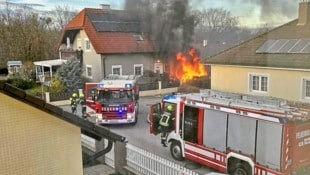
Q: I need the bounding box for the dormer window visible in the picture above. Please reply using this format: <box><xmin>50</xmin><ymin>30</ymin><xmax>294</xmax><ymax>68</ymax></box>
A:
<box><xmin>133</xmin><ymin>33</ymin><xmax>143</xmax><ymax>41</ymax></box>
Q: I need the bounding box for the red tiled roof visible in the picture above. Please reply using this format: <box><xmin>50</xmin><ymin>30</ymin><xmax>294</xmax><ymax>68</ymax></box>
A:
<box><xmin>66</xmin><ymin>8</ymin><xmax>102</xmax><ymax>29</ymax></box>
<box><xmin>63</xmin><ymin>8</ymin><xmax>155</xmax><ymax>54</ymax></box>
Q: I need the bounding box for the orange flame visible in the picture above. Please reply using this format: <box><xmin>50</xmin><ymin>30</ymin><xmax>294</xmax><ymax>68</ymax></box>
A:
<box><xmin>170</xmin><ymin>48</ymin><xmax>207</xmax><ymax>83</ymax></box>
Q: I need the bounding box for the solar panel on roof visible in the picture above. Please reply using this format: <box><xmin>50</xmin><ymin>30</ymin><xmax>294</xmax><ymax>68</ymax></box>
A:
<box><xmin>257</xmin><ymin>39</ymin><xmax>310</xmax><ymax>54</ymax></box>
<box><xmin>256</xmin><ymin>39</ymin><xmax>276</xmax><ymax>53</ymax></box>
<box><xmin>278</xmin><ymin>39</ymin><xmax>298</xmax><ymax>53</ymax></box>
<box><xmin>92</xmin><ymin>21</ymin><xmax>141</xmax><ymax>32</ymax></box>
<box><xmin>268</xmin><ymin>39</ymin><xmax>288</xmax><ymax>53</ymax></box>
<box><xmin>288</xmin><ymin>39</ymin><xmax>310</xmax><ymax>53</ymax></box>
<box><xmin>301</xmin><ymin>42</ymin><xmax>310</xmax><ymax>53</ymax></box>
<box><xmin>88</xmin><ymin>12</ymin><xmax>142</xmax><ymax>32</ymax></box>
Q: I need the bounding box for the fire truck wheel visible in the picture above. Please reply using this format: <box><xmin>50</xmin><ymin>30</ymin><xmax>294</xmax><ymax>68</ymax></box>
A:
<box><xmin>170</xmin><ymin>140</ymin><xmax>184</xmax><ymax>161</ymax></box>
<box><xmin>230</xmin><ymin>162</ymin><xmax>251</xmax><ymax>175</ymax></box>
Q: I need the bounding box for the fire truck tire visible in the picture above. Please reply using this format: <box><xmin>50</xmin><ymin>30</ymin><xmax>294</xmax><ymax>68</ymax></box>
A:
<box><xmin>170</xmin><ymin>140</ymin><xmax>184</xmax><ymax>161</ymax></box>
<box><xmin>230</xmin><ymin>162</ymin><xmax>251</xmax><ymax>175</ymax></box>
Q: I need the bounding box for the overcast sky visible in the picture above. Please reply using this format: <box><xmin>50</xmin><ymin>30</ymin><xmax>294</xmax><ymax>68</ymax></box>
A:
<box><xmin>5</xmin><ymin>0</ymin><xmax>300</xmax><ymax>27</ymax></box>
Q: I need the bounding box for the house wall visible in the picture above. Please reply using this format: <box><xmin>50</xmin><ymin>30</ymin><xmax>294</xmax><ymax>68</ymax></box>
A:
<box><xmin>73</xmin><ymin>30</ymin><xmax>103</xmax><ymax>82</ymax></box>
<box><xmin>73</xmin><ymin>30</ymin><xmax>156</xmax><ymax>82</ymax></box>
<box><xmin>104</xmin><ymin>54</ymin><xmax>155</xmax><ymax>76</ymax></box>
<box><xmin>0</xmin><ymin>93</ymin><xmax>83</xmax><ymax>175</ymax></box>
<box><xmin>211</xmin><ymin>65</ymin><xmax>310</xmax><ymax>102</ymax></box>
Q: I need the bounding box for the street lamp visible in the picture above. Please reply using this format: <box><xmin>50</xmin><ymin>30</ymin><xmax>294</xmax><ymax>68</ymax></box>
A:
<box><xmin>39</xmin><ymin>75</ymin><xmax>45</xmax><ymax>99</ymax></box>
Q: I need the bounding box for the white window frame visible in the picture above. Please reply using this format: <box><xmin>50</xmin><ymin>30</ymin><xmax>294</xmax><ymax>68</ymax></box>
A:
<box><xmin>84</xmin><ymin>38</ymin><xmax>91</xmax><ymax>52</ymax></box>
<box><xmin>301</xmin><ymin>77</ymin><xmax>310</xmax><ymax>100</ymax></box>
<box><xmin>248</xmin><ymin>73</ymin><xmax>269</xmax><ymax>94</ymax></box>
<box><xmin>86</xmin><ymin>65</ymin><xmax>92</xmax><ymax>79</ymax></box>
<box><xmin>134</xmin><ymin>64</ymin><xmax>143</xmax><ymax>76</ymax></box>
<box><xmin>112</xmin><ymin>65</ymin><xmax>122</xmax><ymax>75</ymax></box>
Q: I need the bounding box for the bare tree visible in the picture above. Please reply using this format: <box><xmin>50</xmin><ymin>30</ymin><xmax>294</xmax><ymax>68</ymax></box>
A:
<box><xmin>197</xmin><ymin>8</ymin><xmax>238</xmax><ymax>33</ymax></box>
<box><xmin>53</xmin><ymin>5</ymin><xmax>77</xmax><ymax>31</ymax></box>
<box><xmin>0</xmin><ymin>5</ymin><xmax>60</xmax><ymax>68</ymax></box>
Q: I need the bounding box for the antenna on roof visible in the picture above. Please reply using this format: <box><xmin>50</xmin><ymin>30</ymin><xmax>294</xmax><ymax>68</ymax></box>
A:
<box><xmin>100</xmin><ymin>4</ymin><xmax>110</xmax><ymax>10</ymax></box>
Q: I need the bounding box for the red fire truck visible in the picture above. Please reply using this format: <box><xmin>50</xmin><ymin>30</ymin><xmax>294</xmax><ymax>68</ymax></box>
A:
<box><xmin>149</xmin><ymin>89</ymin><xmax>310</xmax><ymax>175</ymax></box>
<box><xmin>84</xmin><ymin>74</ymin><xmax>140</xmax><ymax>125</ymax></box>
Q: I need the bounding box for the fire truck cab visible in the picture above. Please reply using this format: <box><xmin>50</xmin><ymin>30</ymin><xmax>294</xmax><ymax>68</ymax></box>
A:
<box><xmin>149</xmin><ymin>89</ymin><xmax>310</xmax><ymax>175</ymax></box>
<box><xmin>84</xmin><ymin>74</ymin><xmax>140</xmax><ymax>125</ymax></box>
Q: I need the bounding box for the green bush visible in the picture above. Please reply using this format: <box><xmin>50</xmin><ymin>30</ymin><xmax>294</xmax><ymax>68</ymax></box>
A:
<box><xmin>7</xmin><ymin>73</ymin><xmax>35</xmax><ymax>90</ymax></box>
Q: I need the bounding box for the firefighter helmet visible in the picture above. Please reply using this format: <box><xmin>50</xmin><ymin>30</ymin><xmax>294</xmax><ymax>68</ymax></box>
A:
<box><xmin>72</xmin><ymin>93</ymin><xmax>78</xmax><ymax>97</ymax></box>
<box><xmin>167</xmin><ymin>105</ymin><xmax>174</xmax><ymax>111</ymax></box>
<box><xmin>79</xmin><ymin>93</ymin><xmax>84</xmax><ymax>98</ymax></box>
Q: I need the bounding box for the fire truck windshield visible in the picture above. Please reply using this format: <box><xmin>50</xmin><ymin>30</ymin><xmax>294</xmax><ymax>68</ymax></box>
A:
<box><xmin>97</xmin><ymin>90</ymin><xmax>133</xmax><ymax>103</ymax></box>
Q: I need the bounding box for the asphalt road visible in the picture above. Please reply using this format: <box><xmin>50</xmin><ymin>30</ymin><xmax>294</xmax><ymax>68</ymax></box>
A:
<box><xmin>62</xmin><ymin>96</ymin><xmax>214</xmax><ymax>174</ymax></box>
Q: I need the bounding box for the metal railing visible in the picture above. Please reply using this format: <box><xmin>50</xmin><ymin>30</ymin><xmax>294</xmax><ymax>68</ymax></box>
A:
<box><xmin>126</xmin><ymin>144</ymin><xmax>199</xmax><ymax>175</ymax></box>
<box><xmin>81</xmin><ymin>135</ymin><xmax>199</xmax><ymax>175</ymax></box>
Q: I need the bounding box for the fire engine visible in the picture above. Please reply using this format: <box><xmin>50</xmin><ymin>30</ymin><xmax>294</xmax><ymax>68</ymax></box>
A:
<box><xmin>149</xmin><ymin>89</ymin><xmax>310</xmax><ymax>175</ymax></box>
<box><xmin>84</xmin><ymin>74</ymin><xmax>140</xmax><ymax>125</ymax></box>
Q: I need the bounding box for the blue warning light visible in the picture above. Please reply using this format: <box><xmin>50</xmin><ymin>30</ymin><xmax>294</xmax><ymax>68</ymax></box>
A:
<box><xmin>125</xmin><ymin>83</ymin><xmax>132</xmax><ymax>89</ymax></box>
<box><xmin>163</xmin><ymin>94</ymin><xmax>177</xmax><ymax>100</ymax></box>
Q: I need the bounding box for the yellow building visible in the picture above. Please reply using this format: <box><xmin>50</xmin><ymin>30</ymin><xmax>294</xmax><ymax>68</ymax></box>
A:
<box><xmin>0</xmin><ymin>84</ymin><xmax>83</xmax><ymax>175</ymax></box>
<box><xmin>0</xmin><ymin>81</ymin><xmax>126</xmax><ymax>175</ymax></box>
<box><xmin>206</xmin><ymin>2</ymin><xmax>310</xmax><ymax>102</ymax></box>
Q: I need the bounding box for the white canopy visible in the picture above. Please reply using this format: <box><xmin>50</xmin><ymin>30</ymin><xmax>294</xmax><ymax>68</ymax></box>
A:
<box><xmin>33</xmin><ymin>59</ymin><xmax>66</xmax><ymax>67</ymax></box>
<box><xmin>34</xmin><ymin>59</ymin><xmax>67</xmax><ymax>84</ymax></box>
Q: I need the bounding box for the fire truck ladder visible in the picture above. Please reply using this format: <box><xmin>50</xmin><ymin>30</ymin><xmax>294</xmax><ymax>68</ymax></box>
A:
<box><xmin>197</xmin><ymin>89</ymin><xmax>310</xmax><ymax>120</ymax></box>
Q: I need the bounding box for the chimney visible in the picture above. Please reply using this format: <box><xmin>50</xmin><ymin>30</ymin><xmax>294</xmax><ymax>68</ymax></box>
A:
<box><xmin>100</xmin><ymin>4</ymin><xmax>110</xmax><ymax>10</ymax></box>
<box><xmin>297</xmin><ymin>0</ymin><xmax>310</xmax><ymax>26</ymax></box>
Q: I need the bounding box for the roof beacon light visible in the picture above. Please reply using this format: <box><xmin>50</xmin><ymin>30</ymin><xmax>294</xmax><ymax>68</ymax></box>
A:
<box><xmin>163</xmin><ymin>94</ymin><xmax>177</xmax><ymax>100</ymax></box>
<box><xmin>125</xmin><ymin>83</ymin><xmax>132</xmax><ymax>89</ymax></box>
<box><xmin>98</xmin><ymin>83</ymin><xmax>104</xmax><ymax>88</ymax></box>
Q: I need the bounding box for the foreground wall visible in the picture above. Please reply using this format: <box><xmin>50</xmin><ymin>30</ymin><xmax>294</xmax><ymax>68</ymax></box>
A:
<box><xmin>0</xmin><ymin>92</ymin><xmax>83</xmax><ymax>175</ymax></box>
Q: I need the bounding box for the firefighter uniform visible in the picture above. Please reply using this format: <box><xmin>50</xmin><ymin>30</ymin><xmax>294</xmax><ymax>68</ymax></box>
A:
<box><xmin>159</xmin><ymin>105</ymin><xmax>175</xmax><ymax>147</ymax></box>
<box><xmin>69</xmin><ymin>92</ymin><xmax>78</xmax><ymax>114</ymax></box>
<box><xmin>79</xmin><ymin>93</ymin><xmax>87</xmax><ymax>118</ymax></box>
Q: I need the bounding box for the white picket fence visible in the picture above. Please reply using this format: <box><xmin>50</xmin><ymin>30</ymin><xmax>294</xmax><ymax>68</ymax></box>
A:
<box><xmin>125</xmin><ymin>144</ymin><xmax>199</xmax><ymax>175</ymax></box>
<box><xmin>81</xmin><ymin>135</ymin><xmax>199</xmax><ymax>175</ymax></box>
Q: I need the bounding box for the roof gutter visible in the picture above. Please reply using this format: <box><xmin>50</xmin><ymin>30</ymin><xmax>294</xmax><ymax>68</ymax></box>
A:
<box><xmin>205</xmin><ymin>63</ymin><xmax>310</xmax><ymax>72</ymax></box>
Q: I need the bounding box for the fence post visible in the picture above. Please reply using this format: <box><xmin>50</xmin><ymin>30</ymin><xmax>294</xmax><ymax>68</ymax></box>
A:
<box><xmin>45</xmin><ymin>92</ymin><xmax>50</xmax><ymax>102</ymax></box>
<box><xmin>158</xmin><ymin>81</ymin><xmax>162</xmax><ymax>90</ymax></box>
<box><xmin>114</xmin><ymin>141</ymin><xmax>127</xmax><ymax>175</ymax></box>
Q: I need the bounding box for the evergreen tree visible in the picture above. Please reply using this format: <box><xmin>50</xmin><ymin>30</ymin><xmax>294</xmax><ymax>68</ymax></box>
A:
<box><xmin>56</xmin><ymin>58</ymin><xmax>83</xmax><ymax>93</ymax></box>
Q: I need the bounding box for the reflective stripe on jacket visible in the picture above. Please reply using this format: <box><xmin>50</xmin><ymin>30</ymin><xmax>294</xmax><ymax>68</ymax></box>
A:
<box><xmin>159</xmin><ymin>112</ymin><xmax>171</xmax><ymax>127</ymax></box>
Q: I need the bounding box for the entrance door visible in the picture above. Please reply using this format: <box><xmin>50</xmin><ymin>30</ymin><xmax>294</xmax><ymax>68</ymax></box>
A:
<box><xmin>149</xmin><ymin>103</ymin><xmax>162</xmax><ymax>135</ymax></box>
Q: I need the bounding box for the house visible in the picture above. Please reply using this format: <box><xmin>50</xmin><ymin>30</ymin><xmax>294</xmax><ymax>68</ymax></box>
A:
<box><xmin>0</xmin><ymin>81</ymin><xmax>125</xmax><ymax>174</ymax></box>
<box><xmin>205</xmin><ymin>1</ymin><xmax>310</xmax><ymax>102</ymax></box>
<box><xmin>7</xmin><ymin>60</ymin><xmax>22</xmax><ymax>75</ymax></box>
<box><xmin>58</xmin><ymin>5</ymin><xmax>157</xmax><ymax>82</ymax></box>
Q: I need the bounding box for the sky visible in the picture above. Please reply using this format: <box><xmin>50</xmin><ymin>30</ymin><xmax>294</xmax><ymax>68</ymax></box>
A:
<box><xmin>3</xmin><ymin>0</ymin><xmax>300</xmax><ymax>28</ymax></box>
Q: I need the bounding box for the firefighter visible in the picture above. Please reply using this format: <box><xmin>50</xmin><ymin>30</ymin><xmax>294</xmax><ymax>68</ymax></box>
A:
<box><xmin>79</xmin><ymin>92</ymin><xmax>87</xmax><ymax>118</ymax></box>
<box><xmin>69</xmin><ymin>92</ymin><xmax>78</xmax><ymax>114</ymax></box>
<box><xmin>159</xmin><ymin>104</ymin><xmax>175</xmax><ymax>147</ymax></box>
